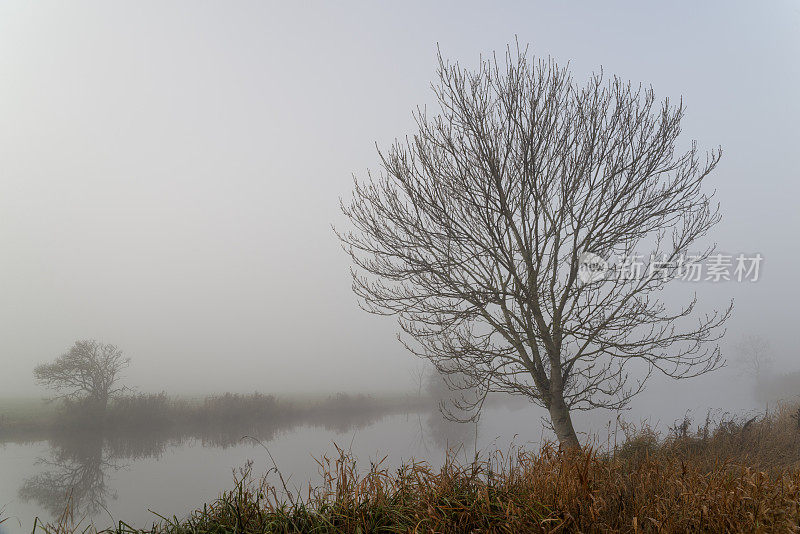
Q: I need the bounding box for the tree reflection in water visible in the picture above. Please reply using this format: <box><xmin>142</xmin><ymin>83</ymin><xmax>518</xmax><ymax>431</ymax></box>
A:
<box><xmin>18</xmin><ymin>433</ymin><xmax>120</xmax><ymax>518</ymax></box>
<box><xmin>16</xmin><ymin>402</ymin><xmax>473</xmax><ymax>520</ymax></box>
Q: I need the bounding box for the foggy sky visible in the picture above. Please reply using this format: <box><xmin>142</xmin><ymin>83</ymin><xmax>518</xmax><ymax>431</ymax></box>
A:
<box><xmin>1</xmin><ymin>1</ymin><xmax>798</xmax><ymax>404</ymax></box>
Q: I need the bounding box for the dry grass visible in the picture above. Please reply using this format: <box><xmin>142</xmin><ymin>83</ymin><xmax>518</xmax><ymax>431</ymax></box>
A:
<box><xmin>142</xmin><ymin>448</ymin><xmax>800</xmax><ymax>533</ymax></box>
<box><xmin>30</xmin><ymin>403</ymin><xmax>800</xmax><ymax>533</ymax></box>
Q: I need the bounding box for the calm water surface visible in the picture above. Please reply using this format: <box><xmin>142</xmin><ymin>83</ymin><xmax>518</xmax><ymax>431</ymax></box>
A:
<box><xmin>0</xmin><ymin>393</ymin><xmax>754</xmax><ymax>534</ymax></box>
<box><xmin>0</xmin><ymin>406</ymin><xmax>548</xmax><ymax>533</ymax></box>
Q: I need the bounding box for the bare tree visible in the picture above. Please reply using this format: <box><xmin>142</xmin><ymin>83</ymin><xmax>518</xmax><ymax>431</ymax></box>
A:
<box><xmin>734</xmin><ymin>334</ymin><xmax>774</xmax><ymax>406</ymax></box>
<box><xmin>34</xmin><ymin>340</ymin><xmax>130</xmax><ymax>411</ymax></box>
<box><xmin>734</xmin><ymin>334</ymin><xmax>773</xmax><ymax>379</ymax></box>
<box><xmin>338</xmin><ymin>45</ymin><xmax>731</xmax><ymax>448</ymax></box>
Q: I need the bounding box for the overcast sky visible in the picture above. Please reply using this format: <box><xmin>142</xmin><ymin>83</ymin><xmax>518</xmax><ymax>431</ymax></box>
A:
<box><xmin>0</xmin><ymin>1</ymin><xmax>798</xmax><ymax>401</ymax></box>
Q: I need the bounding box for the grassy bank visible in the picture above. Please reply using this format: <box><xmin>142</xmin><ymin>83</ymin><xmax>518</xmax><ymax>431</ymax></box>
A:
<box><xmin>23</xmin><ymin>403</ymin><xmax>800</xmax><ymax>533</ymax></box>
<box><xmin>0</xmin><ymin>397</ymin><xmax>59</xmax><ymax>435</ymax></box>
<box><xmin>0</xmin><ymin>392</ymin><xmax>429</xmax><ymax>444</ymax></box>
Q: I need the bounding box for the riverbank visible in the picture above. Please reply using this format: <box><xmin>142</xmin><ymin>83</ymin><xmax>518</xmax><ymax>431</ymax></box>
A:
<box><xmin>18</xmin><ymin>402</ymin><xmax>800</xmax><ymax>533</ymax></box>
<box><xmin>0</xmin><ymin>392</ymin><xmax>431</xmax><ymax>444</ymax></box>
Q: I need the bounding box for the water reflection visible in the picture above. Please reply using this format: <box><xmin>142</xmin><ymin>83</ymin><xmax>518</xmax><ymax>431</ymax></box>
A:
<box><xmin>424</xmin><ymin>411</ymin><xmax>478</xmax><ymax>451</ymax></box>
<box><xmin>18</xmin><ymin>434</ymin><xmax>119</xmax><ymax>518</ymax></box>
<box><xmin>405</xmin><ymin>411</ymin><xmax>479</xmax><ymax>462</ymax></box>
<box><xmin>15</xmin><ymin>407</ymin><xmax>477</xmax><ymax>521</ymax></box>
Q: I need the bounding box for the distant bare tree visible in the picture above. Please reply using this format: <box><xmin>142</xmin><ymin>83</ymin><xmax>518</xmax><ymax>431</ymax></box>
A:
<box><xmin>34</xmin><ymin>340</ymin><xmax>130</xmax><ymax>411</ymax></box>
<box><xmin>338</xmin><ymin>44</ymin><xmax>731</xmax><ymax>447</ymax></box>
<box><xmin>734</xmin><ymin>334</ymin><xmax>774</xmax><ymax>405</ymax></box>
<box><xmin>734</xmin><ymin>335</ymin><xmax>773</xmax><ymax>379</ymax></box>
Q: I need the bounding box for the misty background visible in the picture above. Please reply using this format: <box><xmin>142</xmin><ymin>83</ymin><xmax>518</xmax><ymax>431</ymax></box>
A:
<box><xmin>0</xmin><ymin>1</ymin><xmax>798</xmax><ymax>417</ymax></box>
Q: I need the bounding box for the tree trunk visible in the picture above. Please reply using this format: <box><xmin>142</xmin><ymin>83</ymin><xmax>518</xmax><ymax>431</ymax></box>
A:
<box><xmin>548</xmin><ymin>393</ymin><xmax>580</xmax><ymax>449</ymax></box>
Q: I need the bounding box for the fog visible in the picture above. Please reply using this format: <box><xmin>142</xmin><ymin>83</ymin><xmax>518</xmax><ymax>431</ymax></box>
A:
<box><xmin>1</xmin><ymin>0</ymin><xmax>798</xmax><ymax>416</ymax></box>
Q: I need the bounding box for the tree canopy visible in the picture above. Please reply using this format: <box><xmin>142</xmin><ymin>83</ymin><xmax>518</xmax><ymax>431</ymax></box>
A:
<box><xmin>339</xmin><ymin>45</ymin><xmax>731</xmax><ymax>447</ymax></box>
<box><xmin>34</xmin><ymin>340</ymin><xmax>130</xmax><ymax>408</ymax></box>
